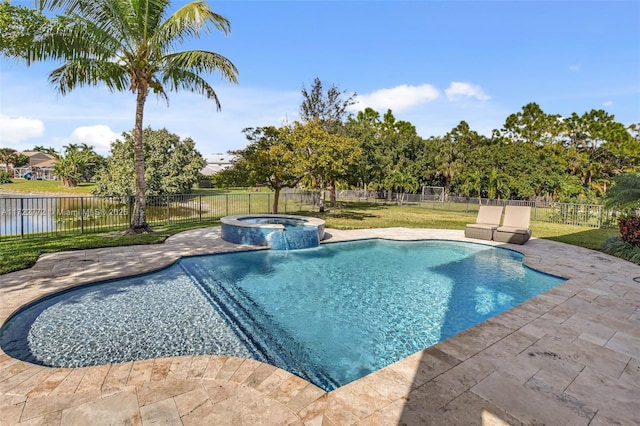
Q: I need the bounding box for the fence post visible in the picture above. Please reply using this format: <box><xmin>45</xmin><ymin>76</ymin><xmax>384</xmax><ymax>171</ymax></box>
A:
<box><xmin>248</xmin><ymin>194</ymin><xmax>252</xmax><ymax>214</ymax></box>
<box><xmin>80</xmin><ymin>197</ymin><xmax>84</xmax><ymax>234</ymax></box>
<box><xmin>166</xmin><ymin>194</ymin><xmax>170</xmax><ymax>225</ymax></box>
<box><xmin>20</xmin><ymin>197</ymin><xmax>24</xmax><ymax>239</ymax></box>
<box><xmin>268</xmin><ymin>193</ymin><xmax>271</xmax><ymax>214</ymax></box>
<box><xmin>225</xmin><ymin>194</ymin><xmax>229</xmax><ymax>216</ymax></box>
<box><xmin>599</xmin><ymin>206</ymin><xmax>603</xmax><ymax>228</ymax></box>
<box><xmin>199</xmin><ymin>195</ymin><xmax>202</xmax><ymax>221</ymax></box>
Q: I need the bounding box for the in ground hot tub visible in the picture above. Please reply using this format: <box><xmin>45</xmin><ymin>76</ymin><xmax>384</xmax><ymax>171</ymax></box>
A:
<box><xmin>221</xmin><ymin>214</ymin><xmax>325</xmax><ymax>250</ymax></box>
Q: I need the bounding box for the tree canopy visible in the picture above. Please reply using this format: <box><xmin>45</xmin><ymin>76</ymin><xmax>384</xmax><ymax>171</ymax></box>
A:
<box><xmin>220</xmin><ymin>100</ymin><xmax>637</xmax><ymax>206</ymax></box>
<box><xmin>0</xmin><ymin>1</ymin><xmax>49</xmax><ymax>59</ymax></box>
<box><xmin>92</xmin><ymin>127</ymin><xmax>205</xmax><ymax>197</ymax></box>
<box><xmin>216</xmin><ymin>120</ymin><xmax>360</xmax><ymax>213</ymax></box>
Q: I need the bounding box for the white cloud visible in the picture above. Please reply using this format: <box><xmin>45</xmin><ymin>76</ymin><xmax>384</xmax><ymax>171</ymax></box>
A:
<box><xmin>603</xmin><ymin>100</ymin><xmax>613</xmax><ymax>106</ymax></box>
<box><xmin>66</xmin><ymin>125</ymin><xmax>121</xmax><ymax>154</ymax></box>
<box><xmin>569</xmin><ymin>64</ymin><xmax>581</xmax><ymax>71</ymax></box>
<box><xmin>353</xmin><ymin>84</ymin><xmax>440</xmax><ymax>112</ymax></box>
<box><xmin>0</xmin><ymin>115</ymin><xmax>45</xmax><ymax>144</ymax></box>
<box><xmin>445</xmin><ymin>82</ymin><xmax>490</xmax><ymax>102</ymax></box>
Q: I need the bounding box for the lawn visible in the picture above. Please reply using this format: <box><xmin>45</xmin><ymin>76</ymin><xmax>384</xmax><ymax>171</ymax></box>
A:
<box><xmin>0</xmin><ymin>179</ymin><xmax>268</xmax><ymax>196</ymax></box>
<box><xmin>0</xmin><ymin>179</ymin><xmax>96</xmax><ymax>194</ymax></box>
<box><xmin>0</xmin><ymin>201</ymin><xmax>620</xmax><ymax>275</ymax></box>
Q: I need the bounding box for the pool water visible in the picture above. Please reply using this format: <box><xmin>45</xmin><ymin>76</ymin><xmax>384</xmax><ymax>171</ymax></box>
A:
<box><xmin>0</xmin><ymin>240</ymin><xmax>565</xmax><ymax>391</ymax></box>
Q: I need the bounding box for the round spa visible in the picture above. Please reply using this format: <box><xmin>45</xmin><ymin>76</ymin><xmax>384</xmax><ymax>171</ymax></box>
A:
<box><xmin>221</xmin><ymin>214</ymin><xmax>325</xmax><ymax>250</ymax></box>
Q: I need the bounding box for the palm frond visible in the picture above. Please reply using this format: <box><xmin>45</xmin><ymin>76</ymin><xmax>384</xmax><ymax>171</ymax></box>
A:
<box><xmin>163</xmin><ymin>50</ymin><xmax>238</xmax><ymax>83</ymax></box>
<box><xmin>30</xmin><ymin>13</ymin><xmax>126</xmax><ymax>63</ymax></box>
<box><xmin>153</xmin><ymin>1</ymin><xmax>230</xmax><ymax>50</ymax></box>
<box><xmin>161</xmin><ymin>69</ymin><xmax>222</xmax><ymax>109</ymax></box>
<box><xmin>49</xmin><ymin>59</ymin><xmax>129</xmax><ymax>95</ymax></box>
<box><xmin>604</xmin><ymin>174</ymin><xmax>640</xmax><ymax>210</ymax></box>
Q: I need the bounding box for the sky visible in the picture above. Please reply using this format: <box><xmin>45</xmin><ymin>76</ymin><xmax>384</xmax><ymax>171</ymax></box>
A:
<box><xmin>1</xmin><ymin>0</ymin><xmax>639</xmax><ymax>157</ymax></box>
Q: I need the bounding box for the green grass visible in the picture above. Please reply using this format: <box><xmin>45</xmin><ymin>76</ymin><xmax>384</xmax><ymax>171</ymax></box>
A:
<box><xmin>0</xmin><ymin>179</ymin><xmax>95</xmax><ymax>194</ymax></box>
<box><xmin>0</xmin><ymin>181</ymin><xmax>271</xmax><ymax>196</ymax></box>
<box><xmin>303</xmin><ymin>202</ymin><xmax>619</xmax><ymax>250</ymax></box>
<box><xmin>0</xmin><ymin>201</ymin><xmax>623</xmax><ymax>275</ymax></box>
<box><xmin>0</xmin><ymin>221</ymin><xmax>217</xmax><ymax>275</ymax></box>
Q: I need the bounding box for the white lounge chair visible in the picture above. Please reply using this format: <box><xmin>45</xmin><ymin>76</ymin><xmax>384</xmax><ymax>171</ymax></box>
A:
<box><xmin>493</xmin><ymin>206</ymin><xmax>532</xmax><ymax>244</ymax></box>
<box><xmin>464</xmin><ymin>206</ymin><xmax>504</xmax><ymax>241</ymax></box>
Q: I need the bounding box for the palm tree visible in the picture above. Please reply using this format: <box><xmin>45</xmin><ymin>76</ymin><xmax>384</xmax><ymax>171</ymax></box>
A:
<box><xmin>32</xmin><ymin>0</ymin><xmax>238</xmax><ymax>232</ymax></box>
<box><xmin>54</xmin><ymin>149</ymin><xmax>85</xmax><ymax>187</ymax></box>
<box><xmin>604</xmin><ymin>174</ymin><xmax>640</xmax><ymax>211</ymax></box>
<box><xmin>384</xmin><ymin>168</ymin><xmax>418</xmax><ymax>205</ymax></box>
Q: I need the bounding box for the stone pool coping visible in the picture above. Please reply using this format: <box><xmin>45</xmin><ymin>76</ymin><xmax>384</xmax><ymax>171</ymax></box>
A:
<box><xmin>0</xmin><ymin>227</ymin><xmax>639</xmax><ymax>425</ymax></box>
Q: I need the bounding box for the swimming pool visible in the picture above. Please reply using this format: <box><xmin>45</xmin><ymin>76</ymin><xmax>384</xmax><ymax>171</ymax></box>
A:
<box><xmin>0</xmin><ymin>239</ymin><xmax>565</xmax><ymax>391</ymax></box>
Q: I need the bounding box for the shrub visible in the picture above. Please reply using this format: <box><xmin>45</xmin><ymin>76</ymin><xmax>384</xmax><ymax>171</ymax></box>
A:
<box><xmin>618</xmin><ymin>216</ymin><xmax>640</xmax><ymax>247</ymax></box>
<box><xmin>601</xmin><ymin>236</ymin><xmax>640</xmax><ymax>265</ymax></box>
<box><xmin>0</xmin><ymin>171</ymin><xmax>12</xmax><ymax>184</ymax></box>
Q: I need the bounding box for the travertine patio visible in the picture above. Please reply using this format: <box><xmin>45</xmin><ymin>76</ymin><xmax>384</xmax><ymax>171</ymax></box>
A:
<box><xmin>1</xmin><ymin>227</ymin><xmax>639</xmax><ymax>425</ymax></box>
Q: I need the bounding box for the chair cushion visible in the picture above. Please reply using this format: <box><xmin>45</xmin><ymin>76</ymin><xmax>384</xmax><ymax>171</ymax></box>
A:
<box><xmin>495</xmin><ymin>226</ymin><xmax>530</xmax><ymax>235</ymax></box>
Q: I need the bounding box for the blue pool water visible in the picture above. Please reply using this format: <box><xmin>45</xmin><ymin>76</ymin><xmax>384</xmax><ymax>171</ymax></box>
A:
<box><xmin>0</xmin><ymin>240</ymin><xmax>565</xmax><ymax>391</ymax></box>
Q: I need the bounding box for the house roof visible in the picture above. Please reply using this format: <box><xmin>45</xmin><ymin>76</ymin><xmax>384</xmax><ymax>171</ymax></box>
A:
<box><xmin>19</xmin><ymin>151</ymin><xmax>56</xmax><ymax>167</ymax></box>
<box><xmin>204</xmin><ymin>153</ymin><xmax>235</xmax><ymax>164</ymax></box>
<box><xmin>21</xmin><ymin>151</ymin><xmax>56</xmax><ymax>159</ymax></box>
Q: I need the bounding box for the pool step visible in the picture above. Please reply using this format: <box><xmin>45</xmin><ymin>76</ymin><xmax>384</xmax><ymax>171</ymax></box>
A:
<box><xmin>178</xmin><ymin>261</ymin><xmax>338</xmax><ymax>391</ymax></box>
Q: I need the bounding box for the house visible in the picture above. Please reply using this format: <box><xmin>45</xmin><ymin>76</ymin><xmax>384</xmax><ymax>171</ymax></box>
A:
<box><xmin>12</xmin><ymin>151</ymin><xmax>57</xmax><ymax>180</ymax></box>
<box><xmin>200</xmin><ymin>153</ymin><xmax>235</xmax><ymax>176</ymax></box>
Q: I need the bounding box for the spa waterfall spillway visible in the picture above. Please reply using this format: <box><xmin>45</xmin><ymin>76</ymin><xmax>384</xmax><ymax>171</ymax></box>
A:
<box><xmin>221</xmin><ymin>214</ymin><xmax>326</xmax><ymax>250</ymax></box>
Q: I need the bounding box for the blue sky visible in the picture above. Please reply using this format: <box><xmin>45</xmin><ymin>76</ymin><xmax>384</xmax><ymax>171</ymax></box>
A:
<box><xmin>1</xmin><ymin>0</ymin><xmax>638</xmax><ymax>156</ymax></box>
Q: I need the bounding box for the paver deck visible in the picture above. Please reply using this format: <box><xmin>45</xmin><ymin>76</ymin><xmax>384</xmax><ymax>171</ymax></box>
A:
<box><xmin>1</xmin><ymin>227</ymin><xmax>639</xmax><ymax>425</ymax></box>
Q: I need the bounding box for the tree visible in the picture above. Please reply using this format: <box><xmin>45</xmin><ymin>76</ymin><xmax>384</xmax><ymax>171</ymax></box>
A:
<box><xmin>54</xmin><ymin>149</ymin><xmax>85</xmax><ymax>187</ymax></box>
<box><xmin>216</xmin><ymin>126</ymin><xmax>304</xmax><ymax>214</ymax></box>
<box><xmin>32</xmin><ymin>145</ymin><xmax>58</xmax><ymax>155</ymax></box>
<box><xmin>31</xmin><ymin>0</ymin><xmax>238</xmax><ymax>233</ymax></box>
<box><xmin>92</xmin><ymin>127</ymin><xmax>205</xmax><ymax>197</ymax></box>
<box><xmin>0</xmin><ymin>148</ymin><xmax>29</xmax><ymax>172</ymax></box>
<box><xmin>292</xmin><ymin>120</ymin><xmax>360</xmax><ymax>213</ymax></box>
<box><xmin>487</xmin><ymin>167</ymin><xmax>511</xmax><ymax>200</ymax></box>
<box><xmin>499</xmin><ymin>102</ymin><xmax>563</xmax><ymax>146</ymax></box>
<box><xmin>604</xmin><ymin>174</ymin><xmax>640</xmax><ymax>211</ymax></box>
<box><xmin>460</xmin><ymin>170</ymin><xmax>483</xmax><ymax>203</ymax></box>
<box><xmin>384</xmin><ymin>169</ymin><xmax>418</xmax><ymax>205</ymax></box>
<box><xmin>0</xmin><ymin>1</ymin><xmax>49</xmax><ymax>59</ymax></box>
<box><xmin>300</xmin><ymin>77</ymin><xmax>356</xmax><ymax>132</ymax></box>
<box><xmin>53</xmin><ymin>143</ymin><xmax>103</xmax><ymax>186</ymax></box>
<box><xmin>299</xmin><ymin>77</ymin><xmax>357</xmax><ymax>205</ymax></box>
<box><xmin>217</xmin><ymin>121</ymin><xmax>360</xmax><ymax>213</ymax></box>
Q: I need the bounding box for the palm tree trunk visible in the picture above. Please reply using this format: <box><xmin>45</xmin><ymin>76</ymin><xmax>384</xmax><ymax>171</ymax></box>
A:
<box><xmin>129</xmin><ymin>88</ymin><xmax>151</xmax><ymax>233</ymax></box>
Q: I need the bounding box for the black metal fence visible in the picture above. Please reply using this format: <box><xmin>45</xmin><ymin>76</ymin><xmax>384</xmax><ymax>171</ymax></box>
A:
<box><xmin>0</xmin><ymin>190</ymin><xmax>625</xmax><ymax>240</ymax></box>
<box><xmin>0</xmin><ymin>193</ymin><xmax>278</xmax><ymax>240</ymax></box>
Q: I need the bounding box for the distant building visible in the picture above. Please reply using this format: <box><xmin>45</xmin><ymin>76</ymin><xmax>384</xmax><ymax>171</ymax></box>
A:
<box><xmin>3</xmin><ymin>151</ymin><xmax>57</xmax><ymax>180</ymax></box>
<box><xmin>200</xmin><ymin>153</ymin><xmax>235</xmax><ymax>176</ymax></box>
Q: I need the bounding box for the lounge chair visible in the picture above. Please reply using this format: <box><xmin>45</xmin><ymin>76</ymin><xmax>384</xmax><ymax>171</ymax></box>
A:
<box><xmin>493</xmin><ymin>205</ymin><xmax>532</xmax><ymax>244</ymax></box>
<box><xmin>464</xmin><ymin>206</ymin><xmax>503</xmax><ymax>241</ymax></box>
